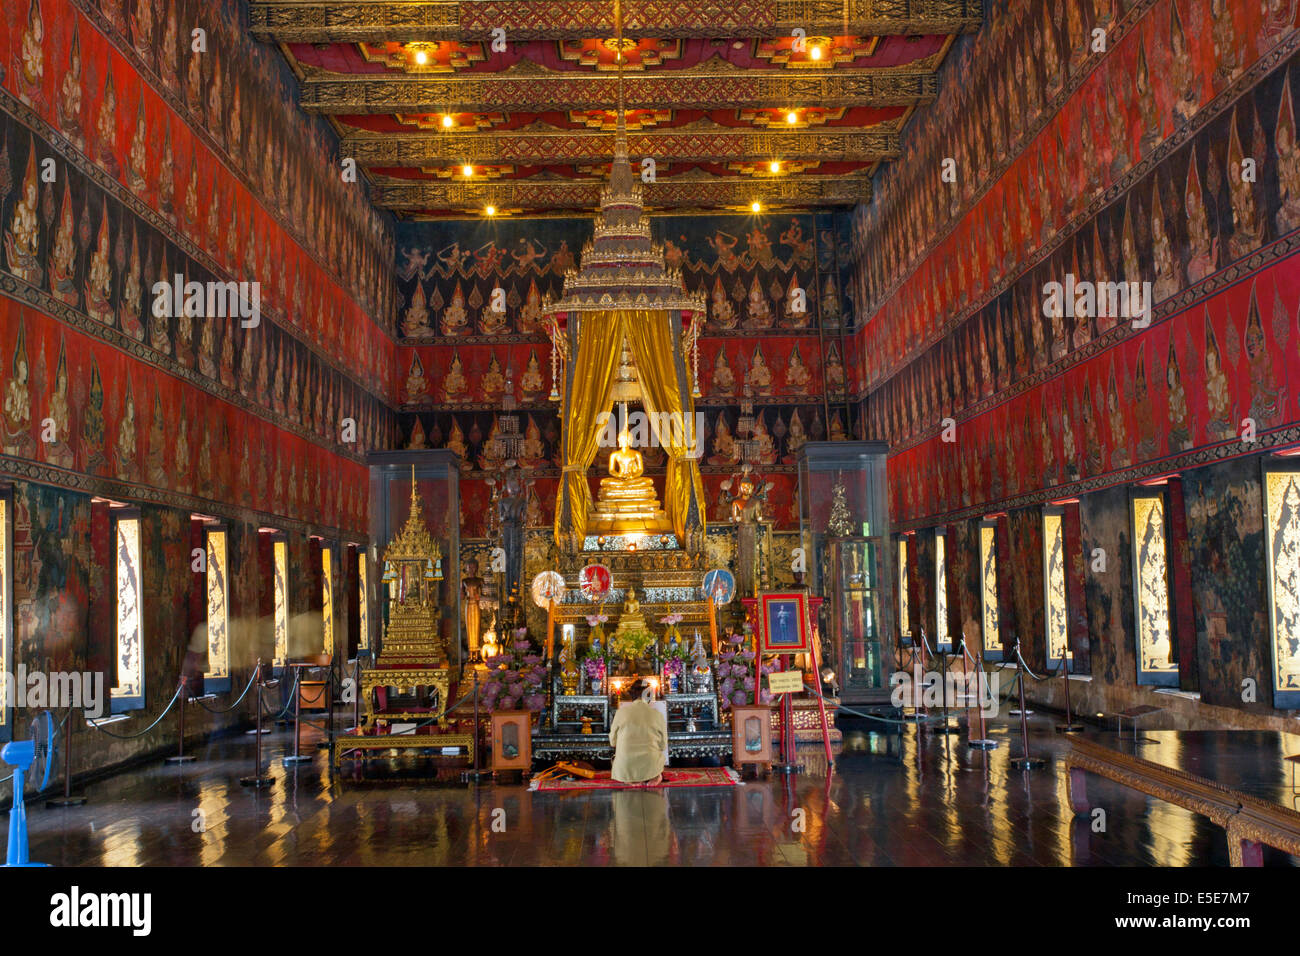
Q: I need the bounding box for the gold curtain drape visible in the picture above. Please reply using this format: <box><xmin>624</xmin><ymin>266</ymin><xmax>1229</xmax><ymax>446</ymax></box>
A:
<box><xmin>554</xmin><ymin>314</ymin><xmax>625</xmax><ymax>548</ymax></box>
<box><xmin>554</xmin><ymin>309</ymin><xmax>705</xmax><ymax>545</ymax></box>
<box><xmin>621</xmin><ymin>310</ymin><xmax>705</xmax><ymax>541</ymax></box>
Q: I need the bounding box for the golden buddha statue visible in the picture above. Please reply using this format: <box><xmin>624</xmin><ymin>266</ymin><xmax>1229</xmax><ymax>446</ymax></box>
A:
<box><xmin>590</xmin><ymin>422</ymin><xmax>671</xmax><ymax>535</ymax></box>
<box><xmin>609</xmin><ymin>587</ymin><xmax>654</xmax><ymax>661</ymax></box>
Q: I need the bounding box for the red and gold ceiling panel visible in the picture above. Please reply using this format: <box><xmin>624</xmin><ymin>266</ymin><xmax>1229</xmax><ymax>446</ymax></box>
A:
<box><xmin>394</xmin><ymin>112</ymin><xmax>509</xmax><ymax>131</ymax></box>
<box><xmin>753</xmin><ymin>35</ymin><xmax>879</xmax><ymax>68</ymax></box>
<box><xmin>258</xmin><ymin>1</ymin><xmax>974</xmax><ymax>215</ymax></box>
<box><xmin>285</xmin><ymin>35</ymin><xmax>950</xmax><ymax>76</ymax></box>
<box><xmin>557</xmin><ymin>37</ymin><xmax>686</xmax><ymax>70</ymax></box>
<box><xmin>358</xmin><ymin>40</ymin><xmax>490</xmax><ymax>72</ymax></box>
<box><xmin>569</xmin><ymin>108</ymin><xmax>674</xmax><ymax>130</ymax></box>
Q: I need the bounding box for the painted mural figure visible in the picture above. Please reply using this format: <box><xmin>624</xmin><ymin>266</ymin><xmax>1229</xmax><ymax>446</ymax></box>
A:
<box><xmin>1245</xmin><ymin>287</ymin><xmax>1282</xmax><ymax>425</ymax></box>
<box><xmin>1203</xmin><ymin>312</ymin><xmax>1238</xmax><ymax>442</ymax></box>
<box><xmin>1184</xmin><ymin>153</ymin><xmax>1218</xmax><ymax>283</ymax></box>
<box><xmin>146</xmin><ymin>392</ymin><xmax>168</xmax><ymax>484</ymax></box>
<box><xmin>18</xmin><ymin>0</ymin><xmax>45</xmax><ymax>109</ymax></box>
<box><xmin>824</xmin><ymin>343</ymin><xmax>846</xmax><ymax>395</ymax></box>
<box><xmin>709</xmin><ymin>414</ymin><xmax>737</xmax><ymax>466</ymax></box>
<box><xmin>116</xmin><ymin>381</ymin><xmax>140</xmax><ymax>482</ymax></box>
<box><xmin>745</xmin><ymin>225</ymin><xmax>773</xmax><ymax>268</ymax></box>
<box><xmin>520</xmin><ymin>351</ymin><xmax>545</xmax><ymax>402</ymax></box>
<box><xmin>85</xmin><ymin>205</ymin><xmax>114</xmax><ymax>323</ymax></box>
<box><xmin>785</xmin><ymin>346</ymin><xmax>811</xmax><ymax>391</ymax></box>
<box><xmin>404</xmin><ymin>355</ymin><xmax>430</xmax><ymax>406</ymax></box>
<box><xmin>1226</xmin><ymin>114</ymin><xmax>1264</xmax><ymax>260</ymax></box>
<box><xmin>745</xmin><ymin>347</ymin><xmax>773</xmax><ymax>396</ymax></box>
<box><xmin>58</xmin><ymin>27</ymin><xmax>85</xmax><ymax>150</ymax></box>
<box><xmin>4</xmin><ymin>147</ymin><xmax>43</xmax><ymax>285</ymax></box>
<box><xmin>96</xmin><ymin>74</ymin><xmax>121</xmax><ymax>179</ymax></box>
<box><xmin>779</xmin><ymin>219</ymin><xmax>813</xmax><ymax>268</ymax></box>
<box><xmin>512</xmin><ymin>238</ymin><xmax>548</xmax><ymax>272</ymax></box>
<box><xmin>707</xmin><ymin>230</ymin><xmax>740</xmax><ymax>271</ymax></box>
<box><xmin>436</xmin><ymin>242</ymin><xmax>469</xmax><ymax>273</ymax></box>
<box><xmin>402</xmin><ymin>283</ymin><xmax>434</xmax><ymax>338</ymax></box>
<box><xmin>82</xmin><ymin>361</ymin><xmax>107</xmax><ymax>474</ymax></box>
<box><xmin>481</xmin><ymin>355</ymin><xmax>506</xmax><ymax>402</ymax></box>
<box><xmin>743</xmin><ymin>276</ymin><xmax>772</xmax><ymax>328</ymax></box>
<box><xmin>1274</xmin><ymin>78</ymin><xmax>1300</xmax><ymax>235</ymax></box>
<box><xmin>711</xmin><ymin>350</ymin><xmax>735</xmax><ymax>396</ymax></box>
<box><xmin>709</xmin><ymin>277</ymin><xmax>737</xmax><ymax>329</ymax></box>
<box><xmin>442</xmin><ymin>350</ymin><xmax>468</xmax><ymax>401</ymax></box>
<box><xmin>441</xmin><ymin>283</ymin><xmax>469</xmax><ymax>336</ymax></box>
<box><xmin>128</xmin><ymin>108</ymin><xmax>151</xmax><ymax>196</ymax></box>
<box><xmin>48</xmin><ymin>183</ymin><xmax>79</xmax><ymax>308</ymax></box>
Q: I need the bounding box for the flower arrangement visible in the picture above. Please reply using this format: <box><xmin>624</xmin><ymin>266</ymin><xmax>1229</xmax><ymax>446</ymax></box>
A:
<box><xmin>658</xmin><ymin>612</ymin><xmax>684</xmax><ymax>646</ymax></box>
<box><xmin>714</xmin><ymin>631</ymin><xmax>775</xmax><ymax>710</ymax></box>
<box><xmin>482</xmin><ymin>640</ymin><xmax>548</xmax><ymax>713</ymax></box>
<box><xmin>609</xmin><ymin>626</ymin><xmax>656</xmax><ymax>660</ymax></box>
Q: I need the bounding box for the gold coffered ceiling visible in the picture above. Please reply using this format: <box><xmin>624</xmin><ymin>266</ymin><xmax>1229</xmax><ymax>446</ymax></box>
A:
<box><xmin>255</xmin><ymin>0</ymin><xmax>977</xmax><ymax>216</ymax></box>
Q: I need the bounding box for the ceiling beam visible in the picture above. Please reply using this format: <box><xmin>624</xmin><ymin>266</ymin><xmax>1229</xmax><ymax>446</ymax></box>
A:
<box><xmin>298</xmin><ymin>69</ymin><xmax>937</xmax><ymax>114</ymax></box>
<box><xmin>249</xmin><ymin>0</ymin><xmax>981</xmax><ymax>42</ymax></box>
<box><xmin>339</xmin><ymin>128</ymin><xmax>900</xmax><ymax>165</ymax></box>
<box><xmin>371</xmin><ymin>173</ymin><xmax>872</xmax><ymax>211</ymax></box>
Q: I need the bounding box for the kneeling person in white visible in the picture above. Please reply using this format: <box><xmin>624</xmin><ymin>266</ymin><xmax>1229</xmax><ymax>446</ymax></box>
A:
<box><xmin>609</xmin><ymin>680</ymin><xmax>668</xmax><ymax>785</ymax></box>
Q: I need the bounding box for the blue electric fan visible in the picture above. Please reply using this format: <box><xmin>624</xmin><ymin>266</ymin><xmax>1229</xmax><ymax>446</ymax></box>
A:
<box><xmin>2</xmin><ymin>710</ymin><xmax>55</xmax><ymax>866</ymax></box>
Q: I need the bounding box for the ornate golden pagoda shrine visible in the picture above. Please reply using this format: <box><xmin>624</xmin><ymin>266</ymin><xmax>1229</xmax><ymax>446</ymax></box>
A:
<box><xmin>542</xmin><ymin>106</ymin><xmax>708</xmax><ymax>559</ymax></box>
<box><xmin>361</xmin><ymin>467</ymin><xmax>450</xmax><ymax>725</ymax></box>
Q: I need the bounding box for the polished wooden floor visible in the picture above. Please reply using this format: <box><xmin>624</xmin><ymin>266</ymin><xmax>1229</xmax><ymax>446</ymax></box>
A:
<box><xmin>23</xmin><ymin>716</ymin><xmax>1300</xmax><ymax>866</ymax></box>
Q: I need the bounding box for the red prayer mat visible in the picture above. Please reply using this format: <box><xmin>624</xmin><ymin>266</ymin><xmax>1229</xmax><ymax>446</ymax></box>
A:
<box><xmin>528</xmin><ymin>767</ymin><xmax>741</xmax><ymax>792</ymax></box>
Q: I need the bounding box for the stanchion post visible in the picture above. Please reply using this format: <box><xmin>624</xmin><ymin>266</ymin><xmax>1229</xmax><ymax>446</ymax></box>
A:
<box><xmin>931</xmin><ymin>647</ymin><xmax>960</xmax><ymax>735</ymax></box>
<box><xmin>1009</xmin><ymin>642</ymin><xmax>1046</xmax><ymax>770</ymax></box>
<box><xmin>240</xmin><ymin>661</ymin><xmax>275</xmax><ymax>787</ymax></box>
<box><xmin>165</xmin><ymin>676</ymin><xmax>196</xmax><ymax>764</ymax></box>
<box><xmin>965</xmin><ymin>642</ymin><xmax>998</xmax><ymax>750</ymax></box>
<box><xmin>46</xmin><ymin>707</ymin><xmax>88</xmax><ymax>807</ymax></box>
<box><xmin>316</xmin><ymin>664</ymin><xmax>336</xmax><ymax>751</ymax></box>
<box><xmin>284</xmin><ymin>667</ymin><xmax>311</xmax><ymax>764</ymax></box>
<box><xmin>1056</xmin><ymin>651</ymin><xmax>1083</xmax><ymax>733</ymax></box>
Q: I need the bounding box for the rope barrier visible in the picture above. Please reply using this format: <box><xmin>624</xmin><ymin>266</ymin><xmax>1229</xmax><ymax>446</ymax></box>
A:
<box><xmin>86</xmin><ymin>682</ymin><xmax>183</xmax><ymax>739</ymax></box>
<box><xmin>259</xmin><ymin>670</ymin><xmax>301</xmax><ymax>721</ymax></box>
<box><xmin>1015</xmin><ymin>644</ymin><xmax>1065</xmax><ymax>682</ymax></box>
<box><xmin>193</xmin><ymin>672</ymin><xmax>258</xmax><ymax>714</ymax></box>
<box><xmin>799</xmin><ymin>682</ymin><xmax>947</xmax><ymax>727</ymax></box>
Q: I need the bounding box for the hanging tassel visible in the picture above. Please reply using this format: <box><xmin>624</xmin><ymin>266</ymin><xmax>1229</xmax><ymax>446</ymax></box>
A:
<box><xmin>548</xmin><ymin>322</ymin><xmax>561</xmax><ymax>401</ymax></box>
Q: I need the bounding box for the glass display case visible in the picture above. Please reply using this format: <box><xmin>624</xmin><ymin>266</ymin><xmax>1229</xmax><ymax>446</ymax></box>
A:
<box><xmin>796</xmin><ymin>441</ymin><xmax>890</xmax><ymax>702</ymax></box>
<box><xmin>367</xmin><ymin>449</ymin><xmax>461</xmax><ymax>671</ymax></box>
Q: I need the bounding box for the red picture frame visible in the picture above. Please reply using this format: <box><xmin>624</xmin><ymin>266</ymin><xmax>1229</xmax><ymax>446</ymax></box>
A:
<box><xmin>758</xmin><ymin>591</ymin><xmax>811</xmax><ymax>653</ymax></box>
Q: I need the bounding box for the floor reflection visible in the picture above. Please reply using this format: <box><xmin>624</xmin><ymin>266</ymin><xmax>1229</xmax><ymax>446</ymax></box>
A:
<box><xmin>20</xmin><ymin>718</ymin><xmax>1300</xmax><ymax>866</ymax></box>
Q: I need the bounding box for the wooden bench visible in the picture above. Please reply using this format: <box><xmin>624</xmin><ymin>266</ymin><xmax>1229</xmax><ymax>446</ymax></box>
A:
<box><xmin>1064</xmin><ymin>735</ymin><xmax>1300</xmax><ymax>866</ymax></box>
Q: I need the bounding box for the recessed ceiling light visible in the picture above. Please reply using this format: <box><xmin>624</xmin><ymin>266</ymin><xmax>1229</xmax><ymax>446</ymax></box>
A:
<box><xmin>442</xmin><ymin>114</ymin><xmax>455</xmax><ymax>128</ymax></box>
<box><xmin>785</xmin><ymin>111</ymin><xmax>798</xmax><ymax>125</ymax></box>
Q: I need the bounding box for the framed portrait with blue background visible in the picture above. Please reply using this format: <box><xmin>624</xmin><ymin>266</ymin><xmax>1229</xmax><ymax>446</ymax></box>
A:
<box><xmin>759</xmin><ymin>591</ymin><xmax>811</xmax><ymax>654</ymax></box>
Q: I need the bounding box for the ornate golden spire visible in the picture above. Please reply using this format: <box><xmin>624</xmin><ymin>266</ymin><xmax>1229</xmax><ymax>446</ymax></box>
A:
<box><xmin>383</xmin><ymin>464</ymin><xmax>442</xmax><ymax>564</ymax></box>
